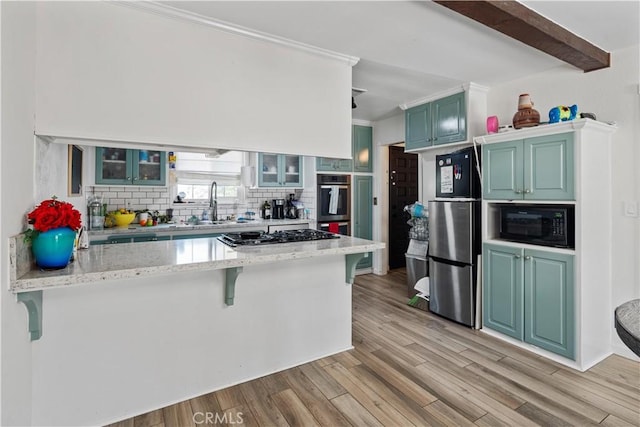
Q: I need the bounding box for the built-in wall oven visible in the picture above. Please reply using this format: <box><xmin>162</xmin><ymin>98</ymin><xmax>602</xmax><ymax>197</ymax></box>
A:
<box><xmin>317</xmin><ymin>174</ymin><xmax>351</xmax><ymax>235</ymax></box>
<box><xmin>318</xmin><ymin>221</ymin><xmax>351</xmax><ymax>236</ymax></box>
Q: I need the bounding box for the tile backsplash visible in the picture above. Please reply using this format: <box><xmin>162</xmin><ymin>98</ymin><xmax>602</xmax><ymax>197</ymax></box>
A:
<box><xmin>89</xmin><ymin>186</ymin><xmax>316</xmax><ymax>223</ymax></box>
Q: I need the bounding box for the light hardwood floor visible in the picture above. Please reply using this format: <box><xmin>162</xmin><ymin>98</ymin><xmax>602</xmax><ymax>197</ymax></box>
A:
<box><xmin>109</xmin><ymin>269</ymin><xmax>640</xmax><ymax>427</ymax></box>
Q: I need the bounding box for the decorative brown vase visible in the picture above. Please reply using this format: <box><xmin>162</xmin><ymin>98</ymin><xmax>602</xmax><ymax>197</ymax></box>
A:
<box><xmin>512</xmin><ymin>93</ymin><xmax>540</xmax><ymax>129</ymax></box>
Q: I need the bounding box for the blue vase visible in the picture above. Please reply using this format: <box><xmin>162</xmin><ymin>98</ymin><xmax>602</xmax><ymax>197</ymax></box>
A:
<box><xmin>32</xmin><ymin>227</ymin><xmax>76</xmax><ymax>269</ymax></box>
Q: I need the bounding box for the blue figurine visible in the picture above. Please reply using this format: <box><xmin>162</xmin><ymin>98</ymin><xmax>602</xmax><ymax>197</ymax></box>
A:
<box><xmin>549</xmin><ymin>104</ymin><xmax>578</xmax><ymax>123</ymax></box>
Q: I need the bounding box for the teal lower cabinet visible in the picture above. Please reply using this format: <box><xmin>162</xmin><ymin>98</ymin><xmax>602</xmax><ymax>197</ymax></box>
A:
<box><xmin>105</xmin><ymin>236</ymin><xmax>135</xmax><ymax>244</ymax></box>
<box><xmin>353</xmin><ymin>175</ymin><xmax>373</xmax><ymax>269</ymax></box>
<box><xmin>172</xmin><ymin>233</ymin><xmax>222</xmax><ymax>240</ymax></box>
<box><xmin>483</xmin><ymin>244</ymin><xmax>523</xmax><ymax>340</ymax></box>
<box><xmin>133</xmin><ymin>234</ymin><xmax>171</xmax><ymax>243</ymax></box>
<box><xmin>524</xmin><ymin>248</ymin><xmax>574</xmax><ymax>359</ymax></box>
<box><xmin>483</xmin><ymin>243</ymin><xmax>575</xmax><ymax>359</ymax></box>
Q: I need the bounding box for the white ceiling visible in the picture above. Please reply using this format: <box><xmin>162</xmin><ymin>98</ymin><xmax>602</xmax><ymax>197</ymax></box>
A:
<box><xmin>161</xmin><ymin>1</ymin><xmax>640</xmax><ymax>122</ymax></box>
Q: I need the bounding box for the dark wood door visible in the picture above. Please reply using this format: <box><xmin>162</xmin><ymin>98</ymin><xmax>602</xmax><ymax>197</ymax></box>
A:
<box><xmin>388</xmin><ymin>145</ymin><xmax>419</xmax><ymax>269</ymax></box>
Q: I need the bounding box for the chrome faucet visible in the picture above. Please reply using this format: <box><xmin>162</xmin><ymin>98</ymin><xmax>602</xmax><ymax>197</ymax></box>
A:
<box><xmin>209</xmin><ymin>181</ymin><xmax>218</xmax><ymax>221</ymax></box>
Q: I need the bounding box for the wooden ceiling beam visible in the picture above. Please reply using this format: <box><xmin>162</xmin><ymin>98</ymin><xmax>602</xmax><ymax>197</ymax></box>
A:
<box><xmin>433</xmin><ymin>0</ymin><xmax>610</xmax><ymax>72</ymax></box>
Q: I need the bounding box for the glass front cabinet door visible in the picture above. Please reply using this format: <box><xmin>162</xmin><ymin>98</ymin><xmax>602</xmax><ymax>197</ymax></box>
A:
<box><xmin>258</xmin><ymin>154</ymin><xmax>303</xmax><ymax>187</ymax></box>
<box><xmin>96</xmin><ymin>148</ymin><xmax>166</xmax><ymax>186</ymax></box>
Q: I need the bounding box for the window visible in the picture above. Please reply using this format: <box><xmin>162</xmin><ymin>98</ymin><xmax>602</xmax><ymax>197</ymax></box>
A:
<box><xmin>171</xmin><ymin>151</ymin><xmax>246</xmax><ymax>204</ymax></box>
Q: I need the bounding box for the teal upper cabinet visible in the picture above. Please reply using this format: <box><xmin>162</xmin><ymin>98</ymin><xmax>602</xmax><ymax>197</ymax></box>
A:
<box><xmin>405</xmin><ymin>103</ymin><xmax>432</xmax><ymax>150</ymax></box>
<box><xmin>405</xmin><ymin>92</ymin><xmax>466</xmax><ymax>151</ymax></box>
<box><xmin>317</xmin><ymin>124</ymin><xmax>372</xmax><ymax>173</ymax></box>
<box><xmin>352</xmin><ymin>125</ymin><xmax>373</xmax><ymax>172</ymax></box>
<box><xmin>483</xmin><ymin>243</ymin><xmax>575</xmax><ymax>359</ymax></box>
<box><xmin>525</xmin><ymin>133</ymin><xmax>574</xmax><ymax>200</ymax></box>
<box><xmin>483</xmin><ymin>140</ymin><xmax>524</xmax><ymax>200</ymax></box>
<box><xmin>353</xmin><ymin>175</ymin><xmax>373</xmax><ymax>269</ymax></box>
<box><xmin>96</xmin><ymin>148</ymin><xmax>166</xmax><ymax>186</ymax></box>
<box><xmin>483</xmin><ymin>132</ymin><xmax>574</xmax><ymax>200</ymax></box>
<box><xmin>316</xmin><ymin>157</ymin><xmax>353</xmax><ymax>172</ymax></box>
<box><xmin>258</xmin><ymin>154</ymin><xmax>303</xmax><ymax>187</ymax></box>
<box><xmin>432</xmin><ymin>92</ymin><xmax>466</xmax><ymax>145</ymax></box>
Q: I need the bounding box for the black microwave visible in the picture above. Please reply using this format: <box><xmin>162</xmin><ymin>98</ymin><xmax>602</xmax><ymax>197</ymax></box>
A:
<box><xmin>499</xmin><ymin>205</ymin><xmax>575</xmax><ymax>248</ymax></box>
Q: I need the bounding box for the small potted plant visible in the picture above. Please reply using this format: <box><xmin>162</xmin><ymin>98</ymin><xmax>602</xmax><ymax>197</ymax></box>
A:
<box><xmin>25</xmin><ymin>196</ymin><xmax>82</xmax><ymax>269</ymax></box>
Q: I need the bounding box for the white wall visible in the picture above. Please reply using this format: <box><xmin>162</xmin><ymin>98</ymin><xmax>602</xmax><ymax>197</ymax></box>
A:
<box><xmin>31</xmin><ymin>256</ymin><xmax>350</xmax><ymax>426</ymax></box>
<box><xmin>372</xmin><ymin>114</ymin><xmax>404</xmax><ymax>274</ymax></box>
<box><xmin>35</xmin><ymin>139</ymin><xmax>89</xmax><ymax>225</ymax></box>
<box><xmin>486</xmin><ymin>45</ymin><xmax>640</xmax><ymax>359</ymax></box>
<box><xmin>35</xmin><ymin>2</ymin><xmax>354</xmax><ymax>159</ymax></box>
<box><xmin>1</xmin><ymin>2</ymin><xmax>37</xmax><ymax>425</ymax></box>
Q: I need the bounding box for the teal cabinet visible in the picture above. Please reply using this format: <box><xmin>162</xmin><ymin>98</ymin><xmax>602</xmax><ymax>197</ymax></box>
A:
<box><xmin>93</xmin><ymin>233</ymin><xmax>172</xmax><ymax>244</ymax></box>
<box><xmin>172</xmin><ymin>233</ymin><xmax>221</xmax><ymax>240</ymax></box>
<box><xmin>483</xmin><ymin>243</ymin><xmax>575</xmax><ymax>359</ymax></box>
<box><xmin>524</xmin><ymin>248</ymin><xmax>574</xmax><ymax>359</ymax></box>
<box><xmin>483</xmin><ymin>244</ymin><xmax>523</xmax><ymax>340</ymax></box>
<box><xmin>133</xmin><ymin>234</ymin><xmax>171</xmax><ymax>242</ymax></box>
<box><xmin>96</xmin><ymin>148</ymin><xmax>166</xmax><ymax>186</ymax></box>
<box><xmin>352</xmin><ymin>125</ymin><xmax>373</xmax><ymax>172</ymax></box>
<box><xmin>258</xmin><ymin>154</ymin><xmax>303</xmax><ymax>187</ymax></box>
<box><xmin>483</xmin><ymin>132</ymin><xmax>574</xmax><ymax>200</ymax></box>
<box><xmin>432</xmin><ymin>92</ymin><xmax>466</xmax><ymax>145</ymax></box>
<box><xmin>405</xmin><ymin>103</ymin><xmax>432</xmax><ymax>150</ymax></box>
<box><xmin>317</xmin><ymin>125</ymin><xmax>372</xmax><ymax>172</ymax></box>
<box><xmin>483</xmin><ymin>140</ymin><xmax>524</xmax><ymax>200</ymax></box>
<box><xmin>353</xmin><ymin>175</ymin><xmax>373</xmax><ymax>269</ymax></box>
<box><xmin>405</xmin><ymin>92</ymin><xmax>466</xmax><ymax>151</ymax></box>
<box><xmin>316</xmin><ymin>157</ymin><xmax>352</xmax><ymax>172</ymax></box>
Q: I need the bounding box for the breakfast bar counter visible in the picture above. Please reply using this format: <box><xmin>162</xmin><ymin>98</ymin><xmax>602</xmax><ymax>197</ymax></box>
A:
<box><xmin>11</xmin><ymin>232</ymin><xmax>382</xmax><ymax>292</ymax></box>
<box><xmin>10</xmin><ymin>232</ymin><xmax>384</xmax><ymax>426</ymax></box>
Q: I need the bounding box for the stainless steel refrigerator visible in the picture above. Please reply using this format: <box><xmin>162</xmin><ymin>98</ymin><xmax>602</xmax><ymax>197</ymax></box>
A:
<box><xmin>428</xmin><ymin>200</ymin><xmax>481</xmax><ymax>327</ymax></box>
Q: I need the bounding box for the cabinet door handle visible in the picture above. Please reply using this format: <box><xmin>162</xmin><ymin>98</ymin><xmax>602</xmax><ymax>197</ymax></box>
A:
<box><xmin>515</xmin><ymin>189</ymin><xmax>522</xmax><ymax>194</ymax></box>
<box><xmin>524</xmin><ymin>189</ymin><xmax>531</xmax><ymax>194</ymax></box>
<box><xmin>514</xmin><ymin>255</ymin><xmax>521</xmax><ymax>259</ymax></box>
<box><xmin>524</xmin><ymin>256</ymin><xmax>532</xmax><ymax>260</ymax></box>
<box><xmin>427</xmin><ymin>138</ymin><xmax>432</xmax><ymax>142</ymax></box>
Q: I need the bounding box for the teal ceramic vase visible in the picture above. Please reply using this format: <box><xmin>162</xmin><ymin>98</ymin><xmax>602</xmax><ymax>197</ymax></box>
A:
<box><xmin>31</xmin><ymin>227</ymin><xmax>76</xmax><ymax>269</ymax></box>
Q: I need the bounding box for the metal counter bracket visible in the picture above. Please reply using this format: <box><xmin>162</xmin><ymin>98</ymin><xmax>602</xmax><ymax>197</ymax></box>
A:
<box><xmin>225</xmin><ymin>267</ymin><xmax>243</xmax><ymax>306</ymax></box>
<box><xmin>345</xmin><ymin>253</ymin><xmax>367</xmax><ymax>284</ymax></box>
<box><xmin>17</xmin><ymin>290</ymin><xmax>43</xmax><ymax>341</ymax></box>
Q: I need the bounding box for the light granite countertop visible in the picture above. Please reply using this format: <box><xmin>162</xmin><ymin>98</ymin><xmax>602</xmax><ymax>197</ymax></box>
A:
<box><xmin>10</xmin><ymin>234</ymin><xmax>384</xmax><ymax>292</ymax></box>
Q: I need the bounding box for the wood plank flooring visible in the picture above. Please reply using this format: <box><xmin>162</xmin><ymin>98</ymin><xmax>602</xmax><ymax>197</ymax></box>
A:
<box><xmin>108</xmin><ymin>269</ymin><xmax>640</xmax><ymax>427</ymax></box>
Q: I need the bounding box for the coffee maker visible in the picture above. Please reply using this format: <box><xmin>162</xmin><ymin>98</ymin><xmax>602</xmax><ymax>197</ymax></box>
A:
<box><xmin>272</xmin><ymin>199</ymin><xmax>285</xmax><ymax>219</ymax></box>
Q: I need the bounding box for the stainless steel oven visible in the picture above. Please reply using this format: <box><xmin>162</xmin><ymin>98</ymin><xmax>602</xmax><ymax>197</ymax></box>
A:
<box><xmin>317</xmin><ymin>174</ymin><xmax>351</xmax><ymax>222</ymax></box>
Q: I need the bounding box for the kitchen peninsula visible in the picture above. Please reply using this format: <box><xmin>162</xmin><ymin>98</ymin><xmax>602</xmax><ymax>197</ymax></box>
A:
<box><xmin>9</xmin><ymin>232</ymin><xmax>383</xmax><ymax>425</ymax></box>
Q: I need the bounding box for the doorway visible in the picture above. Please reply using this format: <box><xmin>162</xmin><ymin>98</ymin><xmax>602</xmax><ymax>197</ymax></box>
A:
<box><xmin>388</xmin><ymin>145</ymin><xmax>419</xmax><ymax>269</ymax></box>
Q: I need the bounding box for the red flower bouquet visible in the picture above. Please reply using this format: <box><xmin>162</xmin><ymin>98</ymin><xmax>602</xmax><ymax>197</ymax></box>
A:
<box><xmin>25</xmin><ymin>196</ymin><xmax>82</xmax><ymax>241</ymax></box>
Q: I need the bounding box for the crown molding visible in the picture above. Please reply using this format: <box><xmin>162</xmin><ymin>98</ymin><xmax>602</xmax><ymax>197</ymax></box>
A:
<box><xmin>399</xmin><ymin>82</ymin><xmax>489</xmax><ymax>110</ymax></box>
<box><xmin>352</xmin><ymin>119</ymin><xmax>373</xmax><ymax>126</ymax></box>
<box><xmin>116</xmin><ymin>1</ymin><xmax>360</xmax><ymax>66</ymax></box>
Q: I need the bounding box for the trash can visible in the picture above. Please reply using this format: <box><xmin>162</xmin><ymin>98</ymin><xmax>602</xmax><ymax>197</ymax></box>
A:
<box><xmin>405</xmin><ymin>239</ymin><xmax>428</xmax><ymax>298</ymax></box>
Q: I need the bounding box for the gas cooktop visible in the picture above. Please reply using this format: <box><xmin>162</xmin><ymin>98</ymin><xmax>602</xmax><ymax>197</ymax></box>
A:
<box><xmin>218</xmin><ymin>229</ymin><xmax>340</xmax><ymax>247</ymax></box>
